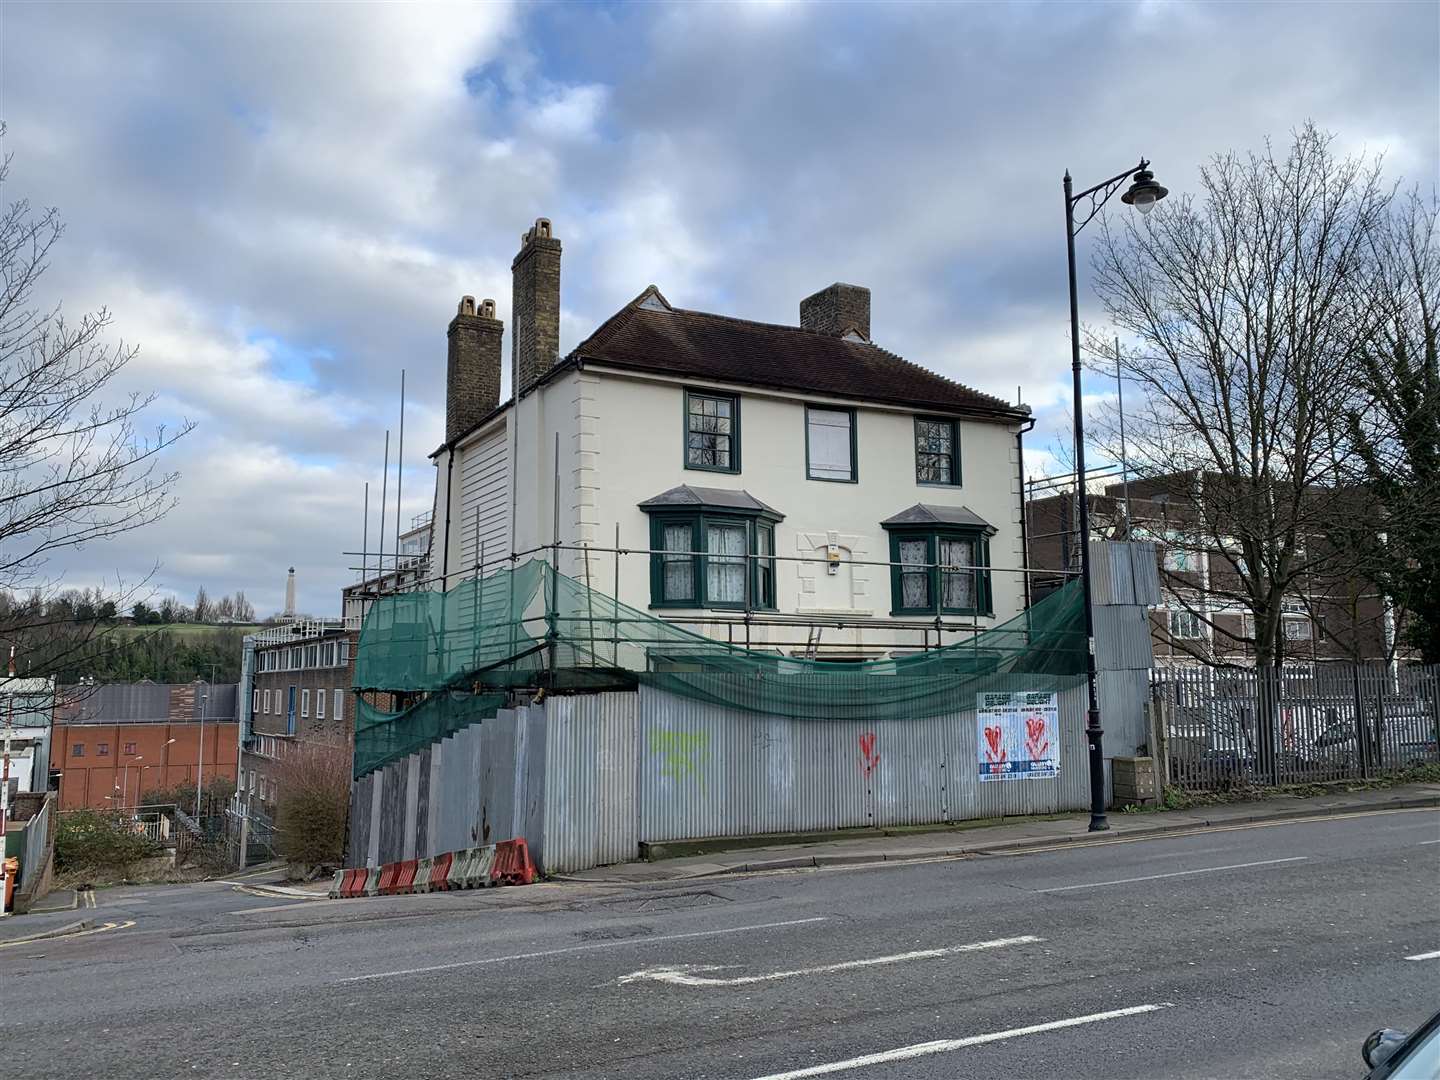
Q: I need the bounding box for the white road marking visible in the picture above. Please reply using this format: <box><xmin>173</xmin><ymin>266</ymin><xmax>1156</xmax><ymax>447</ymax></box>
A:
<box><xmin>336</xmin><ymin>916</ymin><xmax>830</xmax><ymax>983</ymax></box>
<box><xmin>618</xmin><ymin>935</ymin><xmax>1041</xmax><ymax>988</ymax></box>
<box><xmin>1039</xmin><ymin>856</ymin><xmax>1307</xmax><ymax>892</ymax></box>
<box><xmin>1420</xmin><ymin>839</ymin><xmax>1440</xmax><ymax>845</ymax></box>
<box><xmin>747</xmin><ymin>1003</ymin><xmax>1174</xmax><ymax>1079</ymax></box>
<box><xmin>0</xmin><ymin>920</ymin><xmax>136</xmax><ymax>950</ymax></box>
<box><xmin>1404</xmin><ymin>949</ymin><xmax>1440</xmax><ymax>961</ymax></box>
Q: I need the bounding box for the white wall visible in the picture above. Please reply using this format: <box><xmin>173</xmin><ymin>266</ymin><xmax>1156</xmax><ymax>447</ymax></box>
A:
<box><xmin>431</xmin><ymin>365</ymin><xmax>1028</xmax><ymax>654</ymax></box>
<box><xmin>586</xmin><ymin>369</ymin><xmax>1026</xmax><ymax>640</ymax></box>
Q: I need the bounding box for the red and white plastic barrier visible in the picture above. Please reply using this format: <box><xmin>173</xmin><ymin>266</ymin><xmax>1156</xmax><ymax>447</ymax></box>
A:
<box><xmin>330</xmin><ymin>839</ymin><xmax>536</xmax><ymax>900</ymax></box>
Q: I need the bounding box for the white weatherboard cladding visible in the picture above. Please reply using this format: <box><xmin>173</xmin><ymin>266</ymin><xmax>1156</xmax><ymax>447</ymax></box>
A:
<box><xmin>457</xmin><ymin>421</ymin><xmax>511</xmax><ymax>575</ymax></box>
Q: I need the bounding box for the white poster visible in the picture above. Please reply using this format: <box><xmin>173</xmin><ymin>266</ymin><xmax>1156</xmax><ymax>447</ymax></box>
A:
<box><xmin>977</xmin><ymin>691</ymin><xmax>1059</xmax><ymax>781</ymax></box>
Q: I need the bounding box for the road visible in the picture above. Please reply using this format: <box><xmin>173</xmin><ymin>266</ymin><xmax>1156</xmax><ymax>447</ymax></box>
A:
<box><xmin>2</xmin><ymin>808</ymin><xmax>1437</xmax><ymax>1079</ymax></box>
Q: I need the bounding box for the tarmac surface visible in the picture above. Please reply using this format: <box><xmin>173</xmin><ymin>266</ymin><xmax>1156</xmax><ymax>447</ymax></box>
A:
<box><xmin>1</xmin><ymin>799</ymin><xmax>1436</xmax><ymax>1079</ymax></box>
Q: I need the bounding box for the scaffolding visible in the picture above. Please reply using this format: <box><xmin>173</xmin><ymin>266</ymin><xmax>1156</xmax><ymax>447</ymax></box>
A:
<box><xmin>350</xmin><ymin>552</ymin><xmax>1086</xmax><ymax>777</ymax></box>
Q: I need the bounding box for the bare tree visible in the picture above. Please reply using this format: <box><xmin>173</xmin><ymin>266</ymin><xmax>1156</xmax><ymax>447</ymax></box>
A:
<box><xmin>1332</xmin><ymin>192</ymin><xmax>1440</xmax><ymax>663</ymax></box>
<box><xmin>193</xmin><ymin>585</ymin><xmax>211</xmax><ymax>623</ymax></box>
<box><xmin>1086</xmin><ymin>125</ymin><xmax>1392</xmax><ymax>669</ymax></box>
<box><xmin>0</xmin><ymin>139</ymin><xmax>192</xmax><ymax>668</ymax></box>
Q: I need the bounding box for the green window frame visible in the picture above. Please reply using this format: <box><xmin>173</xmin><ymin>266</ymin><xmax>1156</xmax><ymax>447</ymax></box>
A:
<box><xmin>914</xmin><ymin>417</ymin><xmax>961</xmax><ymax>486</ymax></box>
<box><xmin>885</xmin><ymin>528</ymin><xmax>993</xmax><ymax>616</ymax></box>
<box><xmin>805</xmin><ymin>405</ymin><xmax>858</xmax><ymax>483</ymax></box>
<box><xmin>684</xmin><ymin>389</ymin><xmax>741</xmax><ymax>474</ymax></box>
<box><xmin>647</xmin><ymin>513</ymin><xmax>778</xmax><ymax>610</ymax></box>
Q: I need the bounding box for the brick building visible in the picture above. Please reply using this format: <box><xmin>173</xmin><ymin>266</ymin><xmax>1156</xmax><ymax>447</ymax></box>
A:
<box><xmin>50</xmin><ymin>682</ymin><xmax>238</xmax><ymax>810</ymax></box>
<box><xmin>1027</xmin><ymin>474</ymin><xmax>1401</xmax><ymax>667</ymax></box>
<box><xmin>240</xmin><ymin>624</ymin><xmax>356</xmax><ymax>818</ymax></box>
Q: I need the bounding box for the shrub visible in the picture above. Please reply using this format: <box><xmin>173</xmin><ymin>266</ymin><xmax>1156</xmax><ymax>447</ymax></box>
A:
<box><xmin>274</xmin><ymin>742</ymin><xmax>351</xmax><ymax>874</ymax></box>
<box><xmin>141</xmin><ymin>778</ymin><xmax>236</xmax><ymax>820</ymax></box>
<box><xmin>55</xmin><ymin>809</ymin><xmax>162</xmax><ymax>873</ymax></box>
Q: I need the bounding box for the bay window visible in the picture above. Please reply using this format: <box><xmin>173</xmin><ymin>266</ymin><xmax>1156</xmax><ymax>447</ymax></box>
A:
<box><xmin>885</xmin><ymin>528</ymin><xmax>992</xmax><ymax>616</ymax></box>
<box><xmin>648</xmin><ymin>514</ymin><xmax>778</xmax><ymax>609</ymax></box>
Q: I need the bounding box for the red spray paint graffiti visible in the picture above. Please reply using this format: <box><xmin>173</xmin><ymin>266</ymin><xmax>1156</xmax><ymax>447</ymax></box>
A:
<box><xmin>983</xmin><ymin>725</ymin><xmax>1008</xmax><ymax>764</ymax></box>
<box><xmin>859</xmin><ymin>732</ymin><xmax>881</xmax><ymax>778</ymax></box>
<box><xmin>1024</xmin><ymin>715</ymin><xmax>1050</xmax><ymax>761</ymax></box>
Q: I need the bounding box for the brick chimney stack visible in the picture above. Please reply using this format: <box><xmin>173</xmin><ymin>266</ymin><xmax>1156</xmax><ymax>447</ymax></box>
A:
<box><xmin>800</xmin><ymin>282</ymin><xmax>871</xmax><ymax>341</ymax></box>
<box><xmin>446</xmin><ymin>295</ymin><xmax>503</xmax><ymax>442</ymax></box>
<box><xmin>511</xmin><ymin>218</ymin><xmax>562</xmax><ymax>397</ymax></box>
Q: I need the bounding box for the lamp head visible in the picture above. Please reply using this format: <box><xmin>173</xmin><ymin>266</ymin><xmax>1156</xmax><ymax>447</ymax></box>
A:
<box><xmin>1121</xmin><ymin>167</ymin><xmax>1168</xmax><ymax>215</ymax></box>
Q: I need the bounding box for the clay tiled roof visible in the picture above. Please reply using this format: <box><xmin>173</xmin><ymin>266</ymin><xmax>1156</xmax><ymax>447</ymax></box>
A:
<box><xmin>568</xmin><ymin>289</ymin><xmax>1023</xmax><ymax>420</ymax></box>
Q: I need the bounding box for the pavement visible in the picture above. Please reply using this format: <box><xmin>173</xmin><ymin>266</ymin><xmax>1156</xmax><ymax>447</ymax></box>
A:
<box><xmin>560</xmin><ymin>781</ymin><xmax>1440</xmax><ymax>882</ymax></box>
<box><xmin>0</xmin><ymin>790</ymin><xmax>1435</xmax><ymax>1079</ymax></box>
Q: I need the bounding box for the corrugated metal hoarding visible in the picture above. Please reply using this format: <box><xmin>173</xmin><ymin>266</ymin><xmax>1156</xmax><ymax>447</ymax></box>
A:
<box><xmin>636</xmin><ymin>680</ymin><xmax>1090</xmax><ymax>844</ymax></box>
<box><xmin>348</xmin><ymin>677</ymin><xmax>1124</xmax><ymax>873</ymax></box>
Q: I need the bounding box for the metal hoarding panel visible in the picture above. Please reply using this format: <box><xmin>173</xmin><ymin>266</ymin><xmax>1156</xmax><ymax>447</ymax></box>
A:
<box><xmin>544</xmin><ymin>691</ymin><xmax>641</xmax><ymax>873</ymax></box>
<box><xmin>1098</xmin><ymin>668</ymin><xmax>1151</xmax><ymax>758</ymax></box>
<box><xmin>348</xmin><ymin>772</ymin><xmax>372</xmax><ymax>866</ymax></box>
<box><xmin>415</xmin><ymin>745</ymin><xmax>432</xmax><ymax>859</ymax></box>
<box><xmin>376</xmin><ymin>760</ymin><xmax>404</xmax><ymax>864</ymax></box>
<box><xmin>478</xmin><ymin>709</ymin><xmax>517</xmax><ymax>845</ymax></box>
<box><xmin>401</xmin><ymin>752</ymin><xmax>421</xmax><ymax>861</ymax></box>
<box><xmin>1127</xmin><ymin>542</ymin><xmax>1162</xmax><ymax>606</ymax></box>
<box><xmin>434</xmin><ymin>726</ymin><xmax>474</xmax><ymax>855</ymax></box>
<box><xmin>1089</xmin><ymin>541</ymin><xmax>1160</xmax><ymax>608</ymax></box>
<box><xmin>424</xmin><ymin>742</ymin><xmax>442</xmax><ymax>858</ymax></box>
<box><xmin>517</xmin><ymin>704</ymin><xmax>549</xmax><ymax>868</ymax></box>
<box><xmin>366</xmin><ymin>767</ymin><xmax>383</xmax><ymax>867</ymax></box>
<box><xmin>1093</xmin><ymin>605</ymin><xmax>1156</xmax><ymax>672</ymax></box>
<box><xmin>1088</xmin><ymin>540</ymin><xmax>1125</xmax><ymax>607</ymax></box>
<box><xmin>540</xmin><ymin>696</ymin><xmax>582</xmax><ymax>875</ymax></box>
<box><xmin>637</xmin><ymin>679</ymin><xmax>1092</xmax><ymax>845</ymax></box>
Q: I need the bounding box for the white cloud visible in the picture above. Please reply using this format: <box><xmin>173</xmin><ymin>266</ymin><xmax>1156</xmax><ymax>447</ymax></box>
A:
<box><xmin>0</xmin><ymin>0</ymin><xmax>1433</xmax><ymax>615</ymax></box>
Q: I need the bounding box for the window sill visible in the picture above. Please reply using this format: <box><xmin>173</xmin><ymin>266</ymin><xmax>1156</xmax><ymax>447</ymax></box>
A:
<box><xmin>806</xmin><ymin>475</ymin><xmax>859</xmax><ymax>484</ymax></box>
<box><xmin>648</xmin><ymin>604</ymin><xmax>779</xmax><ymax>614</ymax></box>
<box><xmin>684</xmin><ymin>463</ymin><xmax>741</xmax><ymax>476</ymax></box>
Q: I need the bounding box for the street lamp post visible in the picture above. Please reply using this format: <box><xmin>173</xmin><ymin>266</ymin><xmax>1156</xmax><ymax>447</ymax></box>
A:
<box><xmin>195</xmin><ymin>690</ymin><xmax>209</xmax><ymax>820</ymax></box>
<box><xmin>1062</xmin><ymin>159</ymin><xmax>1168</xmax><ymax>832</ymax></box>
<box><xmin>137</xmin><ymin>738</ymin><xmax>176</xmax><ymax>808</ymax></box>
<box><xmin>122</xmin><ymin>756</ymin><xmax>142</xmax><ymax>810</ymax></box>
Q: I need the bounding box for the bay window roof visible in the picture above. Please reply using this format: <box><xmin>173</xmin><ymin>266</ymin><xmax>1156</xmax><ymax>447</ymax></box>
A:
<box><xmin>638</xmin><ymin>484</ymin><xmax>782</xmax><ymax>519</ymax></box>
<box><xmin>880</xmin><ymin>503</ymin><xmax>995</xmax><ymax>533</ymax></box>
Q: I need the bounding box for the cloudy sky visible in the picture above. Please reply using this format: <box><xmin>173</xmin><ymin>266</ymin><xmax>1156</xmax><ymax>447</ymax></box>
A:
<box><xmin>2</xmin><ymin>0</ymin><xmax>1436</xmax><ymax>617</ymax></box>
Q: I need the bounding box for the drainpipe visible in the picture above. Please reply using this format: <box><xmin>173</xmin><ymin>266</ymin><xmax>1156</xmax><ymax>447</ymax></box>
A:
<box><xmin>441</xmin><ymin>446</ymin><xmax>455</xmax><ymax>586</ymax></box>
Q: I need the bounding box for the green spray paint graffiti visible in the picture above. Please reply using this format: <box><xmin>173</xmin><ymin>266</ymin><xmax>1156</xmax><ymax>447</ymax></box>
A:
<box><xmin>649</xmin><ymin>730</ymin><xmax>710</xmax><ymax>784</ymax></box>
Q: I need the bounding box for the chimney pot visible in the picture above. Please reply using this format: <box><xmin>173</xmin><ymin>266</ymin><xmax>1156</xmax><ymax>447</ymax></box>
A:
<box><xmin>458</xmin><ymin>295</ymin><xmax>476</xmax><ymax>317</ymax></box>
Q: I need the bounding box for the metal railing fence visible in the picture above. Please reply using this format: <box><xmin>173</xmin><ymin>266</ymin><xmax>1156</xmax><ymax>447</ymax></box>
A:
<box><xmin>1154</xmin><ymin>663</ymin><xmax>1440</xmax><ymax>790</ymax></box>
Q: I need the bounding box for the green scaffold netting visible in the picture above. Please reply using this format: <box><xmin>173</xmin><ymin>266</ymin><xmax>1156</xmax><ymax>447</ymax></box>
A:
<box><xmin>351</xmin><ymin>559</ymin><xmax>1086</xmax><ymax>777</ymax></box>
